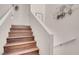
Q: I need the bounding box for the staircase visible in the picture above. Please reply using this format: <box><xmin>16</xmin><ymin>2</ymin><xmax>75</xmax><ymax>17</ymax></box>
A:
<box><xmin>3</xmin><ymin>25</ymin><xmax>39</xmax><ymax>55</ymax></box>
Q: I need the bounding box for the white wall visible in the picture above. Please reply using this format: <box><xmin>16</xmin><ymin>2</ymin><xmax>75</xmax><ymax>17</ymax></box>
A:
<box><xmin>25</xmin><ymin>4</ymin><xmax>53</xmax><ymax>54</ymax></box>
<box><xmin>31</xmin><ymin>4</ymin><xmax>45</xmax><ymax>22</ymax></box>
<box><xmin>12</xmin><ymin>4</ymin><xmax>30</xmax><ymax>25</ymax></box>
<box><xmin>0</xmin><ymin>5</ymin><xmax>11</xmax><ymax>20</ymax></box>
<box><xmin>30</xmin><ymin>5</ymin><xmax>53</xmax><ymax>54</ymax></box>
<box><xmin>29</xmin><ymin>12</ymin><xmax>51</xmax><ymax>55</ymax></box>
<box><xmin>31</xmin><ymin>4</ymin><xmax>45</xmax><ymax>14</ymax></box>
<box><xmin>45</xmin><ymin>4</ymin><xmax>79</xmax><ymax>54</ymax></box>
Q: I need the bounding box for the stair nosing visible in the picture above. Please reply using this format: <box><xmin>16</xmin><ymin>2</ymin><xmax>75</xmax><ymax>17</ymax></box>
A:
<box><xmin>5</xmin><ymin>41</ymin><xmax>36</xmax><ymax>47</ymax></box>
<box><xmin>7</xmin><ymin>36</ymin><xmax>34</xmax><ymax>39</ymax></box>
<box><xmin>10</xmin><ymin>28</ymin><xmax>31</xmax><ymax>30</ymax></box>
<box><xmin>9</xmin><ymin>31</ymin><xmax>33</xmax><ymax>33</ymax></box>
<box><xmin>11</xmin><ymin>25</ymin><xmax>30</xmax><ymax>27</ymax></box>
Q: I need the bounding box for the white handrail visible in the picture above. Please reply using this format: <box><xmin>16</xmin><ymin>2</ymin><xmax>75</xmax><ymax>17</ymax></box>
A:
<box><xmin>54</xmin><ymin>38</ymin><xmax>76</xmax><ymax>48</ymax></box>
<box><xmin>35</xmin><ymin>12</ymin><xmax>44</xmax><ymax>22</ymax></box>
<box><xmin>0</xmin><ymin>6</ymin><xmax>13</xmax><ymax>26</ymax></box>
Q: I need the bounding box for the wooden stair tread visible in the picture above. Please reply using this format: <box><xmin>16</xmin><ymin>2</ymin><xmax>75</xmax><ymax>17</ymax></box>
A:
<box><xmin>9</xmin><ymin>31</ymin><xmax>32</xmax><ymax>34</ymax></box>
<box><xmin>11</xmin><ymin>25</ymin><xmax>31</xmax><ymax>30</ymax></box>
<box><xmin>5</xmin><ymin>41</ymin><xmax>36</xmax><ymax>47</ymax></box>
<box><xmin>11</xmin><ymin>25</ymin><xmax>30</xmax><ymax>27</ymax></box>
<box><xmin>10</xmin><ymin>28</ymin><xmax>31</xmax><ymax>30</ymax></box>
<box><xmin>11</xmin><ymin>25</ymin><xmax>31</xmax><ymax>29</ymax></box>
<box><xmin>7</xmin><ymin>36</ymin><xmax>34</xmax><ymax>39</ymax></box>
<box><xmin>10</xmin><ymin>30</ymin><xmax>32</xmax><ymax>32</ymax></box>
<box><xmin>4</xmin><ymin>48</ymin><xmax>39</xmax><ymax>55</ymax></box>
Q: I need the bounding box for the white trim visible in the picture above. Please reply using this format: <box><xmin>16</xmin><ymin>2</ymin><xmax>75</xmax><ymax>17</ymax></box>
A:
<box><xmin>32</xmin><ymin>12</ymin><xmax>53</xmax><ymax>35</ymax></box>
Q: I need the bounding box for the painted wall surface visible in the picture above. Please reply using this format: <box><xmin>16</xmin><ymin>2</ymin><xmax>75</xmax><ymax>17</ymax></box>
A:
<box><xmin>30</xmin><ymin>5</ymin><xmax>53</xmax><ymax>54</ymax></box>
<box><xmin>31</xmin><ymin>4</ymin><xmax>45</xmax><ymax>22</ymax></box>
<box><xmin>0</xmin><ymin>5</ymin><xmax>10</xmax><ymax>20</ymax></box>
<box><xmin>29</xmin><ymin>12</ymin><xmax>50</xmax><ymax>55</ymax></box>
<box><xmin>12</xmin><ymin>4</ymin><xmax>30</xmax><ymax>25</ymax></box>
<box><xmin>45</xmin><ymin>4</ymin><xmax>79</xmax><ymax>54</ymax></box>
<box><xmin>31</xmin><ymin>4</ymin><xmax>45</xmax><ymax>14</ymax></box>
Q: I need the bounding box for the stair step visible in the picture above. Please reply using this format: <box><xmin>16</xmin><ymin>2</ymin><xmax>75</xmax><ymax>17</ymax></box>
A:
<box><xmin>10</xmin><ymin>29</ymin><xmax>32</xmax><ymax>32</ymax></box>
<box><xmin>11</xmin><ymin>25</ymin><xmax>31</xmax><ymax>28</ymax></box>
<box><xmin>10</xmin><ymin>28</ymin><xmax>31</xmax><ymax>30</ymax></box>
<box><xmin>11</xmin><ymin>25</ymin><xmax>30</xmax><ymax>27</ymax></box>
<box><xmin>7</xmin><ymin>36</ymin><xmax>34</xmax><ymax>43</ymax></box>
<box><xmin>5</xmin><ymin>41</ymin><xmax>36</xmax><ymax>47</ymax></box>
<box><xmin>11</xmin><ymin>25</ymin><xmax>31</xmax><ymax>30</ymax></box>
<box><xmin>4</xmin><ymin>25</ymin><xmax>39</xmax><ymax>55</ymax></box>
<box><xmin>7</xmin><ymin>36</ymin><xmax>34</xmax><ymax>39</ymax></box>
<box><xmin>4</xmin><ymin>41</ymin><xmax>37</xmax><ymax>53</ymax></box>
<box><xmin>9</xmin><ymin>31</ymin><xmax>32</xmax><ymax>34</ymax></box>
<box><xmin>4</xmin><ymin>48</ymin><xmax>39</xmax><ymax>55</ymax></box>
<box><xmin>9</xmin><ymin>32</ymin><xmax>33</xmax><ymax>37</ymax></box>
<box><xmin>8</xmin><ymin>35</ymin><xmax>33</xmax><ymax>39</ymax></box>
